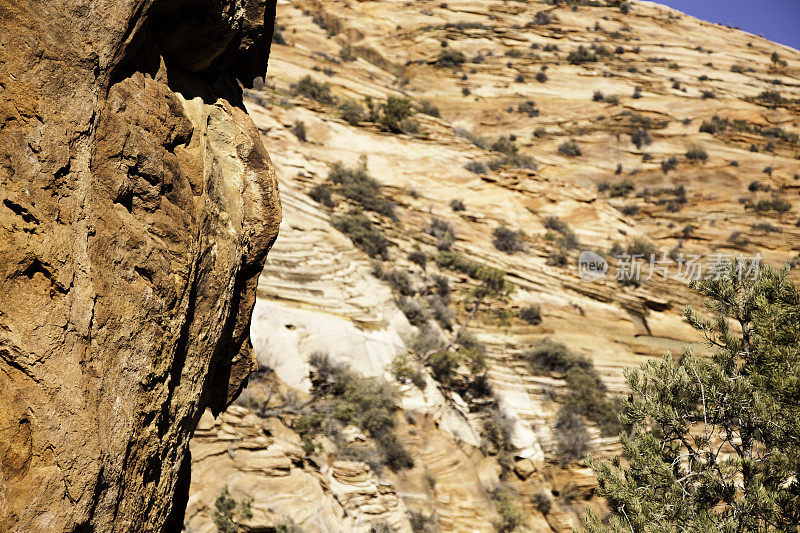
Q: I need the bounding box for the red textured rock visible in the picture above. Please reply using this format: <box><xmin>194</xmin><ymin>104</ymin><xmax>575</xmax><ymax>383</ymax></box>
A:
<box><xmin>0</xmin><ymin>1</ymin><xmax>280</xmax><ymax>530</ymax></box>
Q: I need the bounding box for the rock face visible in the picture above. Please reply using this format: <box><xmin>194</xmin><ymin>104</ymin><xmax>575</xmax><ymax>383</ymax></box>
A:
<box><xmin>0</xmin><ymin>1</ymin><xmax>280</xmax><ymax>531</ymax></box>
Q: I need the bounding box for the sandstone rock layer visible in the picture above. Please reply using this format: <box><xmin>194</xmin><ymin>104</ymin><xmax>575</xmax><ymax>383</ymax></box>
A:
<box><xmin>0</xmin><ymin>1</ymin><xmax>280</xmax><ymax>531</ymax></box>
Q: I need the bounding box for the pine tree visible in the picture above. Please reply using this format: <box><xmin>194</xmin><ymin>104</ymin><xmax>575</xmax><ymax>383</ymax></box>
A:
<box><xmin>587</xmin><ymin>259</ymin><xmax>800</xmax><ymax>532</ymax></box>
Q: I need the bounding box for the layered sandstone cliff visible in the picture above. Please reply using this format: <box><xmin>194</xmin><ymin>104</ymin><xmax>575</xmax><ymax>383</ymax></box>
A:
<box><xmin>0</xmin><ymin>1</ymin><xmax>280</xmax><ymax>531</ymax></box>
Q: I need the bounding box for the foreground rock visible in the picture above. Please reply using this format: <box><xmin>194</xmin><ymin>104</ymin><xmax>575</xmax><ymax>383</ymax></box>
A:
<box><xmin>0</xmin><ymin>1</ymin><xmax>280</xmax><ymax>530</ymax></box>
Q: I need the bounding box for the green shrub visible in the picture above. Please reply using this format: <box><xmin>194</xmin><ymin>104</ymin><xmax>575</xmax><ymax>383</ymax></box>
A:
<box><xmin>307</xmin><ymin>353</ymin><xmax>413</xmax><ymax>471</ymax></box>
<box><xmin>293</xmin><ymin>75</ymin><xmax>335</xmax><ymax>104</ymax></box>
<box><xmin>339</xmin><ymin>99</ymin><xmax>365</xmax><ymax>125</ymax></box>
<box><xmin>332</xmin><ymin>210</ymin><xmax>389</xmax><ymax>259</ymax></box>
<box><xmin>489</xmin><ymin>487</ymin><xmax>529</xmax><ymax>533</ymax></box>
<box><xmin>390</xmin><ymin>353</ymin><xmax>426</xmax><ymax>389</ymax></box>
<box><xmin>213</xmin><ymin>486</ymin><xmax>253</xmax><ymax>533</ymax></box>
<box><xmin>328</xmin><ymin>159</ymin><xmax>395</xmax><ymax>218</ymax></box>
<box><xmin>435</xmin><ymin>250</ymin><xmax>481</xmax><ymax>277</ymax></box>
<box><xmin>428</xmin><ymin>349</ymin><xmax>461</xmax><ymax>383</ymax></box>
<box><xmin>379</xmin><ymin>96</ymin><xmax>416</xmax><ymax>133</ymax></box>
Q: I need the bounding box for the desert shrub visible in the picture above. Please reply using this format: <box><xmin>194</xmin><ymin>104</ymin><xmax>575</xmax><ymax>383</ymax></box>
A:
<box><xmin>332</xmin><ymin>210</ymin><xmax>389</xmax><ymax>259</ymax></box>
<box><xmin>489</xmin><ymin>487</ymin><xmax>529</xmax><ymax>533</ymax></box>
<box><xmin>619</xmin><ymin>204</ymin><xmax>639</xmax><ymax>216</ymax></box>
<box><xmin>379</xmin><ymin>96</ymin><xmax>416</xmax><ymax>133</ymax></box>
<box><xmin>661</xmin><ymin>156</ymin><xmax>678</xmax><ymax>173</ymax></box>
<box><xmin>293</xmin><ymin>75</ymin><xmax>334</xmax><ymax>104</ymax></box>
<box><xmin>487</xmin><ymin>154</ymin><xmax>537</xmax><ymax>171</ymax></box>
<box><xmin>517</xmin><ymin>101</ymin><xmax>539</xmax><ymax>117</ymax></box>
<box><xmin>519</xmin><ymin>304</ymin><xmax>542</xmax><ymax>325</ymax></box>
<box><xmin>533</xmin><ymin>11</ymin><xmax>552</xmax><ymax>25</ymax></box>
<box><xmin>449</xmin><ymin>198</ymin><xmax>465</xmax><ymax>211</ymax></box>
<box><xmin>272</xmin><ymin>23</ymin><xmax>286</xmax><ymax>45</ymax></box>
<box><xmin>554</xmin><ymin>408</ymin><xmax>589</xmax><ymax>465</ymax></box>
<box><xmin>409</xmin><ymin>250</ymin><xmax>428</xmax><ymax>269</ymax></box>
<box><xmin>390</xmin><ymin>353</ymin><xmax>427</xmax><ymax>389</ymax></box>
<box><xmin>532</xmin><ymin>491</ymin><xmax>552</xmax><ymax>515</ymax></box>
<box><xmin>546</xmin><ymin>249</ymin><xmax>568</xmax><ymax>267</ymax></box>
<box><xmin>426</xmin><ymin>217</ymin><xmax>455</xmax><ymax>242</ymax></box>
<box><xmin>535</xmin><ymin>71</ymin><xmax>548</xmax><ymax>83</ymax></box>
<box><xmin>567</xmin><ymin>45</ymin><xmax>598</xmax><ymax>65</ymax></box>
<box><xmin>464</xmin><ymin>160</ymin><xmax>489</xmax><ymax>174</ymax></box>
<box><xmin>382</xmin><ymin>268</ymin><xmax>416</xmax><ymax>296</ymax></box>
<box><xmin>593</xmin><ymin>90</ymin><xmax>605</xmax><ymax>102</ymax></box>
<box><xmin>329</xmin><ymin>159</ymin><xmax>395</xmax><ymax>218</ymax></box>
<box><xmin>685</xmin><ymin>145</ymin><xmax>708</xmax><ymax>162</ymax></box>
<box><xmin>490</xmin><ymin>136</ymin><xmax>519</xmax><ymax>155</ymax></box>
<box><xmin>627</xmin><ymin>237</ymin><xmax>657</xmax><ymax>257</ymax></box>
<box><xmin>524</xmin><ymin>339</ymin><xmax>592</xmax><ymax>375</ymax></box>
<box><xmin>609</xmin><ymin>178</ymin><xmax>634</xmax><ymax>197</ymax></box>
<box><xmin>483</xmin><ymin>404</ymin><xmax>514</xmax><ymax>453</ymax></box>
<box><xmin>543</xmin><ymin>216</ymin><xmax>569</xmax><ymax>235</ymax></box>
<box><xmin>437</xmin><ymin>49</ymin><xmax>466</xmax><ymax>68</ymax></box>
<box><xmin>339</xmin><ymin>44</ymin><xmax>357</xmax><ymax>61</ymax></box>
<box><xmin>428</xmin><ymin>295</ymin><xmax>454</xmax><ymax>330</ymax></box>
<box><xmin>630</xmin><ymin>128</ymin><xmax>652</xmax><ymax>150</ymax></box>
<box><xmin>309</xmin><ymin>183</ymin><xmax>335</xmax><ymax>207</ymax></box>
<box><xmin>533</xmin><ymin>127</ymin><xmax>548</xmax><ymax>138</ymax></box>
<box><xmin>418</xmin><ymin>100</ymin><xmax>441</xmax><ymax>118</ymax></box>
<box><xmin>213</xmin><ymin>486</ymin><xmax>253</xmax><ymax>533</ymax></box>
<box><xmin>492</xmin><ymin>226</ymin><xmax>526</xmax><ymax>254</ymax></box>
<box><xmin>428</xmin><ymin>349</ymin><xmax>461</xmax><ymax>382</ymax></box>
<box><xmin>407</xmin><ymin>511</ymin><xmax>437</xmax><ymax>532</ymax></box>
<box><xmin>339</xmin><ymin>99</ymin><xmax>365</xmax><ymax>125</ymax></box>
<box><xmin>752</xmin><ymin>90</ymin><xmax>786</xmax><ymax>105</ymax></box>
<box><xmin>369</xmin><ymin>520</ymin><xmax>395</xmax><ymax>533</ymax></box>
<box><xmin>308</xmin><ymin>354</ymin><xmax>412</xmax><ymax>470</ymax></box>
<box><xmin>400</xmin><ymin>297</ymin><xmax>429</xmax><ymax>327</ymax></box>
<box><xmin>291</xmin><ymin>120</ymin><xmax>307</xmax><ymax>142</ymax></box>
<box><xmin>558</xmin><ymin>140</ymin><xmax>582</xmax><ymax>157</ymax></box>
<box><xmin>435</xmin><ymin>250</ymin><xmax>482</xmax><ymax>278</ymax></box>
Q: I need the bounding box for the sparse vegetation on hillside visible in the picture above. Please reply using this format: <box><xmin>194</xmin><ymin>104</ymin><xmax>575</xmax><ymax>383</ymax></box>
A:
<box><xmin>292</xmin><ymin>75</ymin><xmax>335</xmax><ymax>104</ymax></box>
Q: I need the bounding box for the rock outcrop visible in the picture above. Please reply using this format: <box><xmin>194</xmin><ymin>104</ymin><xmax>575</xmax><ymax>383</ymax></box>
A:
<box><xmin>0</xmin><ymin>1</ymin><xmax>280</xmax><ymax>531</ymax></box>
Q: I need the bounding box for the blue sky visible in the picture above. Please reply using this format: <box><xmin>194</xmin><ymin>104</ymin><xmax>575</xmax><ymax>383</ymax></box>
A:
<box><xmin>656</xmin><ymin>0</ymin><xmax>800</xmax><ymax>51</ymax></box>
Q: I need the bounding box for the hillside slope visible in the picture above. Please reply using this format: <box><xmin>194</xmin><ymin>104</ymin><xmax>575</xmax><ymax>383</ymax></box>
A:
<box><xmin>184</xmin><ymin>1</ymin><xmax>800</xmax><ymax>531</ymax></box>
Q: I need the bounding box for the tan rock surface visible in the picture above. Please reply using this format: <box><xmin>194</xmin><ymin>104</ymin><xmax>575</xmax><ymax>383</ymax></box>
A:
<box><xmin>0</xmin><ymin>1</ymin><xmax>280</xmax><ymax>531</ymax></box>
